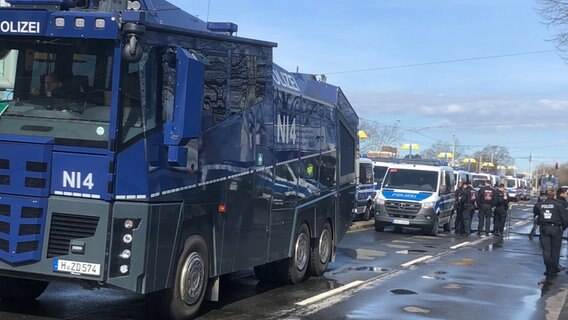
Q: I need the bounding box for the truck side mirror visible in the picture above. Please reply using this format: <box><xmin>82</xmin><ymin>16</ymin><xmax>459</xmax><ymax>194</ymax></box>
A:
<box><xmin>164</xmin><ymin>47</ymin><xmax>204</xmax><ymax>166</ymax></box>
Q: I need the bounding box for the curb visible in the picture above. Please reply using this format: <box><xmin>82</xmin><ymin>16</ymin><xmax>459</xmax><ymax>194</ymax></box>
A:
<box><xmin>348</xmin><ymin>220</ymin><xmax>374</xmax><ymax>232</ymax></box>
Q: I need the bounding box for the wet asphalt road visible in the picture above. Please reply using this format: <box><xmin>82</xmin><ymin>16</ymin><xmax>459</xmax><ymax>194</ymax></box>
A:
<box><xmin>2</xmin><ymin>198</ymin><xmax>565</xmax><ymax>320</ymax></box>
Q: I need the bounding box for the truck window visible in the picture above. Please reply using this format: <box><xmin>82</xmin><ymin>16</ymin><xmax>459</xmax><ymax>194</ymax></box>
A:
<box><xmin>0</xmin><ymin>38</ymin><xmax>115</xmax><ymax>147</ymax></box>
<box><xmin>359</xmin><ymin>162</ymin><xmax>373</xmax><ymax>184</ymax></box>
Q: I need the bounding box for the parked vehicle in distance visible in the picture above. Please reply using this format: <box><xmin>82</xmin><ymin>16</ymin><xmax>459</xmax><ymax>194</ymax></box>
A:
<box><xmin>454</xmin><ymin>170</ymin><xmax>473</xmax><ymax>191</ymax></box>
<box><xmin>503</xmin><ymin>176</ymin><xmax>521</xmax><ymax>201</ymax></box>
<box><xmin>372</xmin><ymin>159</ymin><xmax>392</xmax><ymax>190</ymax></box>
<box><xmin>355</xmin><ymin>158</ymin><xmax>376</xmax><ymax>221</ymax></box>
<box><xmin>374</xmin><ymin>159</ymin><xmax>455</xmax><ymax>236</ymax></box>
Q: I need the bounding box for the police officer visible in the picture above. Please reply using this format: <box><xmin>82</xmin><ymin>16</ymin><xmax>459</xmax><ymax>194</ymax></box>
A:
<box><xmin>454</xmin><ymin>181</ymin><xmax>465</xmax><ymax>235</ymax></box>
<box><xmin>459</xmin><ymin>181</ymin><xmax>476</xmax><ymax>237</ymax></box>
<box><xmin>493</xmin><ymin>183</ymin><xmax>510</xmax><ymax>237</ymax></box>
<box><xmin>477</xmin><ymin>180</ymin><xmax>496</xmax><ymax>237</ymax></box>
<box><xmin>529</xmin><ymin>196</ymin><xmax>542</xmax><ymax>240</ymax></box>
<box><xmin>557</xmin><ymin>188</ymin><xmax>568</xmax><ymax>210</ymax></box>
<box><xmin>534</xmin><ymin>189</ymin><xmax>568</xmax><ymax>277</ymax></box>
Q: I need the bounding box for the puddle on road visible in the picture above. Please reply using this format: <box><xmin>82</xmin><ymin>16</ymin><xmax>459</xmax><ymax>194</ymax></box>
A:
<box><xmin>450</xmin><ymin>258</ymin><xmax>474</xmax><ymax>266</ymax></box>
<box><xmin>391</xmin><ymin>289</ymin><xmax>417</xmax><ymax>295</ymax></box>
<box><xmin>396</xmin><ymin>249</ymin><xmax>428</xmax><ymax>255</ymax></box>
<box><xmin>403</xmin><ymin>306</ymin><xmax>431</xmax><ymax>314</ymax></box>
<box><xmin>443</xmin><ymin>283</ymin><xmax>463</xmax><ymax>289</ymax></box>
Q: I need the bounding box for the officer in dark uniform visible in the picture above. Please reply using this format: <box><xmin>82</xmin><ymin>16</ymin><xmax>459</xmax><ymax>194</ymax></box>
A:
<box><xmin>459</xmin><ymin>181</ymin><xmax>476</xmax><ymax>237</ymax></box>
<box><xmin>454</xmin><ymin>181</ymin><xmax>465</xmax><ymax>235</ymax></box>
<box><xmin>529</xmin><ymin>196</ymin><xmax>542</xmax><ymax>240</ymax></box>
<box><xmin>477</xmin><ymin>180</ymin><xmax>496</xmax><ymax>237</ymax></box>
<box><xmin>493</xmin><ymin>183</ymin><xmax>510</xmax><ymax>237</ymax></box>
<box><xmin>557</xmin><ymin>188</ymin><xmax>568</xmax><ymax>210</ymax></box>
<box><xmin>534</xmin><ymin>189</ymin><xmax>568</xmax><ymax>277</ymax></box>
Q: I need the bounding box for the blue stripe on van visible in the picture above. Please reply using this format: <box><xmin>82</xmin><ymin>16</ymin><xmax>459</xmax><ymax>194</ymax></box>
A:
<box><xmin>381</xmin><ymin>190</ymin><xmax>433</xmax><ymax>201</ymax></box>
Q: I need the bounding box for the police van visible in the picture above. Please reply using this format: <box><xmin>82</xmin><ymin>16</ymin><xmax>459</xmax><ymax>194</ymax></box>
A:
<box><xmin>374</xmin><ymin>159</ymin><xmax>455</xmax><ymax>235</ymax></box>
<box><xmin>355</xmin><ymin>157</ymin><xmax>376</xmax><ymax>221</ymax></box>
<box><xmin>453</xmin><ymin>169</ymin><xmax>472</xmax><ymax>191</ymax></box>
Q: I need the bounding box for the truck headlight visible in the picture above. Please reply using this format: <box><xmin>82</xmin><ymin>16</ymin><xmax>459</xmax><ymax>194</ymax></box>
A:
<box><xmin>376</xmin><ymin>197</ymin><xmax>385</xmax><ymax>205</ymax></box>
<box><xmin>422</xmin><ymin>201</ymin><xmax>436</xmax><ymax>209</ymax></box>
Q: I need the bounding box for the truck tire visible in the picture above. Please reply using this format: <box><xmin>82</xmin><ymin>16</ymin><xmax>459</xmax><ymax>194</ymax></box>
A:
<box><xmin>281</xmin><ymin>223</ymin><xmax>310</xmax><ymax>284</ymax></box>
<box><xmin>309</xmin><ymin>221</ymin><xmax>332</xmax><ymax>277</ymax></box>
<box><xmin>0</xmin><ymin>277</ymin><xmax>48</xmax><ymax>302</ymax></box>
<box><xmin>153</xmin><ymin>235</ymin><xmax>209</xmax><ymax>320</ymax></box>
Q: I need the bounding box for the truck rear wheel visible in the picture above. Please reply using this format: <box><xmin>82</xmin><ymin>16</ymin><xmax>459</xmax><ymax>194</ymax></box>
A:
<box><xmin>309</xmin><ymin>221</ymin><xmax>332</xmax><ymax>276</ymax></box>
<box><xmin>153</xmin><ymin>235</ymin><xmax>209</xmax><ymax>320</ymax></box>
<box><xmin>0</xmin><ymin>276</ymin><xmax>48</xmax><ymax>302</ymax></box>
<box><xmin>282</xmin><ymin>223</ymin><xmax>310</xmax><ymax>284</ymax></box>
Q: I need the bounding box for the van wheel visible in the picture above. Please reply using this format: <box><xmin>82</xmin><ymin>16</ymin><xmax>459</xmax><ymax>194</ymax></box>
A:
<box><xmin>362</xmin><ymin>207</ymin><xmax>372</xmax><ymax>221</ymax></box>
<box><xmin>0</xmin><ymin>277</ymin><xmax>48</xmax><ymax>302</ymax></box>
<box><xmin>309</xmin><ymin>222</ymin><xmax>332</xmax><ymax>277</ymax></box>
<box><xmin>374</xmin><ymin>222</ymin><xmax>385</xmax><ymax>232</ymax></box>
<box><xmin>282</xmin><ymin>223</ymin><xmax>310</xmax><ymax>284</ymax></box>
<box><xmin>153</xmin><ymin>235</ymin><xmax>209</xmax><ymax>320</ymax></box>
<box><xmin>428</xmin><ymin>219</ymin><xmax>439</xmax><ymax>236</ymax></box>
<box><xmin>443</xmin><ymin>214</ymin><xmax>455</xmax><ymax>232</ymax></box>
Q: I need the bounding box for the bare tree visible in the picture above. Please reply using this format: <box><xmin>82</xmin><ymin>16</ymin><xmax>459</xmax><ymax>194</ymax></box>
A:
<box><xmin>359</xmin><ymin>119</ymin><xmax>401</xmax><ymax>155</ymax></box>
<box><xmin>472</xmin><ymin>145</ymin><xmax>514</xmax><ymax>173</ymax></box>
<box><xmin>537</xmin><ymin>0</ymin><xmax>568</xmax><ymax>55</ymax></box>
<box><xmin>421</xmin><ymin>139</ymin><xmax>466</xmax><ymax>163</ymax></box>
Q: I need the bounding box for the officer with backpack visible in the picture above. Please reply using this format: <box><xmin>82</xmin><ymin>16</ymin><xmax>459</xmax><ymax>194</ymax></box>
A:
<box><xmin>459</xmin><ymin>181</ymin><xmax>476</xmax><ymax>237</ymax></box>
<box><xmin>493</xmin><ymin>183</ymin><xmax>510</xmax><ymax>237</ymax></box>
<box><xmin>533</xmin><ymin>189</ymin><xmax>568</xmax><ymax>277</ymax></box>
<box><xmin>477</xmin><ymin>180</ymin><xmax>496</xmax><ymax>237</ymax></box>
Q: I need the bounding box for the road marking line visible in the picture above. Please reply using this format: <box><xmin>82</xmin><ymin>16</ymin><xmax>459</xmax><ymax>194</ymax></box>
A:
<box><xmin>295</xmin><ymin>280</ymin><xmax>364</xmax><ymax>306</ymax></box>
<box><xmin>450</xmin><ymin>242</ymin><xmax>471</xmax><ymax>249</ymax></box>
<box><xmin>401</xmin><ymin>255</ymin><xmax>433</xmax><ymax>268</ymax></box>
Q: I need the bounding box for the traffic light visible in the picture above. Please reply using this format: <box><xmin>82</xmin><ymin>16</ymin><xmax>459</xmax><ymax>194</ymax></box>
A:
<box><xmin>555</xmin><ymin>162</ymin><xmax>559</xmax><ymax>170</ymax></box>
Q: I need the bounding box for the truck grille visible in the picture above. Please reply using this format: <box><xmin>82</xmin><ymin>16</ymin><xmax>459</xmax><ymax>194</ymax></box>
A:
<box><xmin>0</xmin><ymin>197</ymin><xmax>47</xmax><ymax>265</ymax></box>
<box><xmin>384</xmin><ymin>200</ymin><xmax>422</xmax><ymax>219</ymax></box>
<box><xmin>47</xmin><ymin>213</ymin><xmax>99</xmax><ymax>258</ymax></box>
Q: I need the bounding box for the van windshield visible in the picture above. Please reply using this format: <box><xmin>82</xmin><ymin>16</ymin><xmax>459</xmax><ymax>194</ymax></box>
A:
<box><xmin>359</xmin><ymin>162</ymin><xmax>373</xmax><ymax>184</ymax></box>
<box><xmin>505</xmin><ymin>179</ymin><xmax>516</xmax><ymax>188</ymax></box>
<box><xmin>382</xmin><ymin>168</ymin><xmax>438</xmax><ymax>192</ymax></box>
<box><xmin>373</xmin><ymin>165</ymin><xmax>388</xmax><ymax>184</ymax></box>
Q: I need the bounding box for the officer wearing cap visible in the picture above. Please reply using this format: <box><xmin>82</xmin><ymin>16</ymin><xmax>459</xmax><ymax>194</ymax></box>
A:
<box><xmin>493</xmin><ymin>183</ymin><xmax>510</xmax><ymax>237</ymax></box>
<box><xmin>534</xmin><ymin>189</ymin><xmax>568</xmax><ymax>277</ymax></box>
<box><xmin>477</xmin><ymin>180</ymin><xmax>496</xmax><ymax>237</ymax></box>
<box><xmin>459</xmin><ymin>180</ymin><xmax>476</xmax><ymax>237</ymax></box>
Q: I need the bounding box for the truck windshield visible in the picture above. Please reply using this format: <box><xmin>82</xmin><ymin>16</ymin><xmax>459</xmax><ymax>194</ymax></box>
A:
<box><xmin>0</xmin><ymin>38</ymin><xmax>115</xmax><ymax>147</ymax></box>
<box><xmin>382</xmin><ymin>168</ymin><xmax>438</xmax><ymax>192</ymax></box>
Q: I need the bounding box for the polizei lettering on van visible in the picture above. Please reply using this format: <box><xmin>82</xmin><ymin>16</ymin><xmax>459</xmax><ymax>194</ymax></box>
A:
<box><xmin>0</xmin><ymin>21</ymin><xmax>41</xmax><ymax>34</ymax></box>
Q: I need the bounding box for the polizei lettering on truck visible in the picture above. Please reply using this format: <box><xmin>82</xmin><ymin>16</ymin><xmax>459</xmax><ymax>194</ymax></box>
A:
<box><xmin>0</xmin><ymin>20</ymin><xmax>40</xmax><ymax>33</ymax></box>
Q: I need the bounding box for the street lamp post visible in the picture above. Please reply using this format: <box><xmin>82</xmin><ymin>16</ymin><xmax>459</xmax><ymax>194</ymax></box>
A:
<box><xmin>452</xmin><ymin>134</ymin><xmax>456</xmax><ymax>167</ymax></box>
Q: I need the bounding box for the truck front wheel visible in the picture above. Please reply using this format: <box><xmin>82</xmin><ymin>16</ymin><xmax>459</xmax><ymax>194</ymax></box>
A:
<box><xmin>153</xmin><ymin>235</ymin><xmax>209</xmax><ymax>320</ymax></box>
